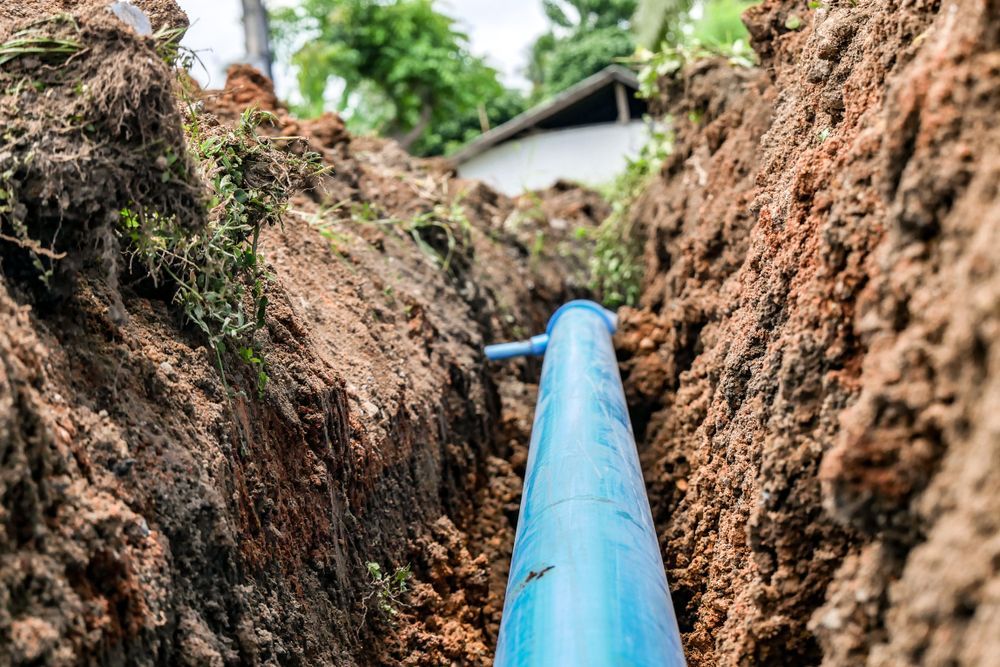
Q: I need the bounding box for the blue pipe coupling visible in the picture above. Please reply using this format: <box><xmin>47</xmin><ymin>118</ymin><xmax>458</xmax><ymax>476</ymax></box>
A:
<box><xmin>486</xmin><ymin>300</ymin><xmax>685</xmax><ymax>666</ymax></box>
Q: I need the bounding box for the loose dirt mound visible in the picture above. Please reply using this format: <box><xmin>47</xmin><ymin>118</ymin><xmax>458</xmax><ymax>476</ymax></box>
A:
<box><xmin>0</xmin><ymin>2</ymin><xmax>200</xmax><ymax>303</ymax></box>
<box><xmin>620</xmin><ymin>0</ymin><xmax>999</xmax><ymax>664</ymax></box>
<box><xmin>0</xmin><ymin>2</ymin><xmax>605</xmax><ymax>665</ymax></box>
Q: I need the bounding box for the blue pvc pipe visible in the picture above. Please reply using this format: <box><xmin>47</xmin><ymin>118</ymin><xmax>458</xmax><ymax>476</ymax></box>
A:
<box><xmin>487</xmin><ymin>301</ymin><xmax>685</xmax><ymax>667</ymax></box>
<box><xmin>485</xmin><ymin>334</ymin><xmax>550</xmax><ymax>361</ymax></box>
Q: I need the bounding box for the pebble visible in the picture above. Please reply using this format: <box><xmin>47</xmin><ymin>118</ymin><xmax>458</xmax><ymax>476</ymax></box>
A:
<box><xmin>818</xmin><ymin>609</ymin><xmax>844</xmax><ymax>630</ymax></box>
<box><xmin>159</xmin><ymin>361</ymin><xmax>176</xmax><ymax>379</ymax></box>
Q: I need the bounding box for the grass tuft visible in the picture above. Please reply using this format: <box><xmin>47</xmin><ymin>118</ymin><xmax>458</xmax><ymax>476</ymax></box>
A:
<box><xmin>120</xmin><ymin>107</ymin><xmax>323</xmax><ymax>395</ymax></box>
<box><xmin>0</xmin><ymin>15</ymin><xmax>81</xmax><ymax>66</ymax></box>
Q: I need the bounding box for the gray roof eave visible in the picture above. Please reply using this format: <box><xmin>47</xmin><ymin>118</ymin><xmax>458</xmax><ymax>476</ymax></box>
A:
<box><xmin>449</xmin><ymin>65</ymin><xmax>640</xmax><ymax>165</ymax></box>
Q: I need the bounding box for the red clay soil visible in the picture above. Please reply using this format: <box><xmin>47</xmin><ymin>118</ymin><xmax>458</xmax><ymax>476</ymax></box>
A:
<box><xmin>618</xmin><ymin>0</ymin><xmax>999</xmax><ymax>664</ymax></box>
<box><xmin>4</xmin><ymin>0</ymin><xmax>998</xmax><ymax>665</ymax></box>
<box><xmin>0</xmin><ymin>2</ymin><xmax>601</xmax><ymax>665</ymax></box>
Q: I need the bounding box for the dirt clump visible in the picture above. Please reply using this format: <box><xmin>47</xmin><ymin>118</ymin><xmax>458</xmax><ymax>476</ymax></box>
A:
<box><xmin>0</xmin><ymin>1</ymin><xmax>203</xmax><ymax>318</ymax></box>
<box><xmin>621</xmin><ymin>0</ymin><xmax>1000</xmax><ymax>664</ymax></box>
<box><xmin>2</xmin><ymin>2</ymin><xmax>186</xmax><ymax>31</ymax></box>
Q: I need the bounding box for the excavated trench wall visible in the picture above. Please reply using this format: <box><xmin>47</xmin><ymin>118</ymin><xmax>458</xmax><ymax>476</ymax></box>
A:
<box><xmin>619</xmin><ymin>0</ymin><xmax>999</xmax><ymax>664</ymax></box>
<box><xmin>0</xmin><ymin>3</ymin><xmax>602</xmax><ymax>665</ymax></box>
<box><xmin>3</xmin><ymin>0</ymin><xmax>998</xmax><ymax>665</ymax></box>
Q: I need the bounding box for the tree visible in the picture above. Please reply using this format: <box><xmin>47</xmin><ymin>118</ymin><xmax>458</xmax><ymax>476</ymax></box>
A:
<box><xmin>271</xmin><ymin>0</ymin><xmax>516</xmax><ymax>153</ymax></box>
<box><xmin>411</xmin><ymin>87</ymin><xmax>526</xmax><ymax>157</ymax></box>
<box><xmin>542</xmin><ymin>0</ymin><xmax>638</xmax><ymax>29</ymax></box>
<box><xmin>537</xmin><ymin>27</ymin><xmax>635</xmax><ymax>94</ymax></box>
<box><xmin>528</xmin><ymin>0</ymin><xmax>638</xmax><ymax>100</ymax></box>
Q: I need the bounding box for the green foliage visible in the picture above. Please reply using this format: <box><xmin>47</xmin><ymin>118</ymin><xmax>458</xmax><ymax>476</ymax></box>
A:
<box><xmin>693</xmin><ymin>0</ymin><xmax>756</xmax><ymax>47</ymax></box>
<box><xmin>587</xmin><ymin>1</ymin><xmax>757</xmax><ymax>307</ymax></box>
<box><xmin>528</xmin><ymin>0</ymin><xmax>637</xmax><ymax>99</ymax></box>
<box><xmin>312</xmin><ymin>197</ymin><xmax>472</xmax><ymax>274</ymax></box>
<box><xmin>363</xmin><ymin>562</ymin><xmax>411</xmax><ymax>620</ymax></box>
<box><xmin>536</xmin><ymin>27</ymin><xmax>636</xmax><ymax>96</ymax></box>
<box><xmin>589</xmin><ymin>126</ymin><xmax>673</xmax><ymax>307</ymax></box>
<box><xmin>633</xmin><ymin>0</ymin><xmax>755</xmax><ymax>52</ymax></box>
<box><xmin>0</xmin><ymin>14</ymin><xmax>81</xmax><ymax>66</ymax></box>
<box><xmin>543</xmin><ymin>0</ymin><xmax>639</xmax><ymax>29</ymax></box>
<box><xmin>120</xmin><ymin>108</ymin><xmax>322</xmax><ymax>394</ymax></box>
<box><xmin>411</xmin><ymin>86</ymin><xmax>525</xmax><ymax>157</ymax></box>
<box><xmin>631</xmin><ymin>1</ymin><xmax>757</xmax><ymax>99</ymax></box>
<box><xmin>271</xmin><ymin>0</ymin><xmax>514</xmax><ymax>154</ymax></box>
<box><xmin>633</xmin><ymin>38</ymin><xmax>755</xmax><ymax>98</ymax></box>
<box><xmin>398</xmin><ymin>201</ymin><xmax>471</xmax><ymax>274</ymax></box>
<box><xmin>153</xmin><ymin>25</ymin><xmax>195</xmax><ymax>69</ymax></box>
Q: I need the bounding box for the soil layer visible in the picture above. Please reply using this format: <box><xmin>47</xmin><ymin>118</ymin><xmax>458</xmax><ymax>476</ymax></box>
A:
<box><xmin>0</xmin><ymin>3</ymin><xmax>598</xmax><ymax>664</ymax></box>
<box><xmin>619</xmin><ymin>1</ymin><xmax>999</xmax><ymax>664</ymax></box>
<box><xmin>3</xmin><ymin>0</ymin><xmax>998</xmax><ymax>665</ymax></box>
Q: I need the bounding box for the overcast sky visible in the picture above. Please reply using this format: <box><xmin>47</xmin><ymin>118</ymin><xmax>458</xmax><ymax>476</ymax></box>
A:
<box><xmin>176</xmin><ymin>0</ymin><xmax>548</xmax><ymax>96</ymax></box>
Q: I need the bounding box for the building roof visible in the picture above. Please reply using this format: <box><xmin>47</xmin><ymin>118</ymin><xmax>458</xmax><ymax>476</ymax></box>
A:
<box><xmin>450</xmin><ymin>65</ymin><xmax>646</xmax><ymax>165</ymax></box>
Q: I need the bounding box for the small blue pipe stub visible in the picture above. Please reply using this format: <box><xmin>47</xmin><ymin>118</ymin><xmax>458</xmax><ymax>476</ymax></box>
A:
<box><xmin>483</xmin><ymin>300</ymin><xmax>617</xmax><ymax>362</ymax></box>
<box><xmin>493</xmin><ymin>302</ymin><xmax>685</xmax><ymax>666</ymax></box>
<box><xmin>485</xmin><ymin>334</ymin><xmax>550</xmax><ymax>361</ymax></box>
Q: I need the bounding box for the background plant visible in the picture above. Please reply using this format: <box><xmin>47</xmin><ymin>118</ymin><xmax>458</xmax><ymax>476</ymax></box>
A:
<box><xmin>589</xmin><ymin>125</ymin><xmax>672</xmax><ymax>307</ymax></box>
<box><xmin>312</xmin><ymin>196</ymin><xmax>472</xmax><ymax>275</ymax></box>
<box><xmin>588</xmin><ymin>0</ymin><xmax>756</xmax><ymax>307</ymax></box>
<box><xmin>270</xmin><ymin>0</ymin><xmax>523</xmax><ymax>156</ymax></box>
<box><xmin>527</xmin><ymin>0</ymin><xmax>638</xmax><ymax>100</ymax></box>
<box><xmin>633</xmin><ymin>0</ymin><xmax>755</xmax><ymax>50</ymax></box>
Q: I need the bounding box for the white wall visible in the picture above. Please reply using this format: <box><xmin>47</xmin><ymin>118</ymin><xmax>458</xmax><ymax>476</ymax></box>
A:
<box><xmin>457</xmin><ymin>121</ymin><xmax>649</xmax><ymax>196</ymax></box>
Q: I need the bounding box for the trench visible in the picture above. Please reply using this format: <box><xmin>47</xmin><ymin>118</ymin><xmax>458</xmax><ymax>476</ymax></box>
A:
<box><xmin>410</xmin><ymin>299</ymin><xmax>678</xmax><ymax>664</ymax></box>
<box><xmin>5</xmin><ymin>1</ymin><xmax>998</xmax><ymax>665</ymax></box>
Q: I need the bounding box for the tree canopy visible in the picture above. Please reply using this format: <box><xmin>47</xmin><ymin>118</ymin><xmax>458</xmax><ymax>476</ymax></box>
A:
<box><xmin>271</xmin><ymin>0</ymin><xmax>523</xmax><ymax>155</ymax></box>
<box><xmin>527</xmin><ymin>0</ymin><xmax>638</xmax><ymax>100</ymax></box>
<box><xmin>542</xmin><ymin>0</ymin><xmax>638</xmax><ymax>29</ymax></box>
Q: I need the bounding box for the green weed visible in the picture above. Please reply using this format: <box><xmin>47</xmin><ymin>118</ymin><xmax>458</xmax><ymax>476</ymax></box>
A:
<box><xmin>361</xmin><ymin>562</ymin><xmax>411</xmax><ymax>625</ymax></box>
<box><xmin>530</xmin><ymin>230</ymin><xmax>546</xmax><ymax>261</ymax></box>
<box><xmin>632</xmin><ymin>38</ymin><xmax>756</xmax><ymax>99</ymax></box>
<box><xmin>588</xmin><ymin>125</ymin><xmax>673</xmax><ymax>308</ymax></box>
<box><xmin>395</xmin><ymin>201</ymin><xmax>471</xmax><ymax>273</ymax></box>
<box><xmin>591</xmin><ymin>21</ymin><xmax>758</xmax><ymax>308</ymax></box>
<box><xmin>0</xmin><ymin>15</ymin><xmax>81</xmax><ymax>66</ymax></box>
<box><xmin>153</xmin><ymin>25</ymin><xmax>194</xmax><ymax>69</ymax></box>
<box><xmin>317</xmin><ymin>197</ymin><xmax>471</xmax><ymax>274</ymax></box>
<box><xmin>120</xmin><ymin>107</ymin><xmax>321</xmax><ymax>395</ymax></box>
